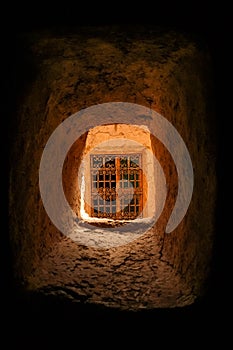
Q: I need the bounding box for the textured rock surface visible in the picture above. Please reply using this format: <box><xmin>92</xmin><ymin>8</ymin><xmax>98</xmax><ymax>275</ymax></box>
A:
<box><xmin>10</xmin><ymin>26</ymin><xmax>217</xmax><ymax>310</ymax></box>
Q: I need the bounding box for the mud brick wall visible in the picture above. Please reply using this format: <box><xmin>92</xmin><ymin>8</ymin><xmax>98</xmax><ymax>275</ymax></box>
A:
<box><xmin>10</xmin><ymin>27</ymin><xmax>217</xmax><ymax>310</ymax></box>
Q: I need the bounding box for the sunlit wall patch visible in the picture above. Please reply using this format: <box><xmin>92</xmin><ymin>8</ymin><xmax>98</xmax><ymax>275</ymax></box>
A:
<box><xmin>39</xmin><ymin>102</ymin><xmax>194</xmax><ymax>248</ymax></box>
<box><xmin>78</xmin><ymin>133</ymin><xmax>157</xmax><ymax>224</ymax></box>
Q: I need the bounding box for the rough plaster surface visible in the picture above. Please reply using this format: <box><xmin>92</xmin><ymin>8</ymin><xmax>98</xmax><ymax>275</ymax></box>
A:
<box><xmin>10</xmin><ymin>27</ymin><xmax>217</xmax><ymax>310</ymax></box>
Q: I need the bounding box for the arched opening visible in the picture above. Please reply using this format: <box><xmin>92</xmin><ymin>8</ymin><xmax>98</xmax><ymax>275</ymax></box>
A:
<box><xmin>63</xmin><ymin>123</ymin><xmax>158</xmax><ymax>227</ymax></box>
<box><xmin>80</xmin><ymin>124</ymin><xmax>156</xmax><ymax>224</ymax></box>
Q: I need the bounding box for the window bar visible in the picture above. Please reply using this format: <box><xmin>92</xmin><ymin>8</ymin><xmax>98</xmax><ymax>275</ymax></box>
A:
<box><xmin>116</xmin><ymin>157</ymin><xmax>120</xmax><ymax>216</ymax></box>
<box><xmin>103</xmin><ymin>168</ymin><xmax>105</xmax><ymax>216</ymax></box>
<box><xmin>90</xmin><ymin>154</ymin><xmax>142</xmax><ymax>220</ymax></box>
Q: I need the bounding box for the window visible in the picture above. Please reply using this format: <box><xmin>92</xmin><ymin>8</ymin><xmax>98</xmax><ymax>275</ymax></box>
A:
<box><xmin>90</xmin><ymin>154</ymin><xmax>143</xmax><ymax>220</ymax></box>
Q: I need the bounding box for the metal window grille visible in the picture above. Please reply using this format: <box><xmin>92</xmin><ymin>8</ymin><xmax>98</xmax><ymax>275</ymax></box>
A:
<box><xmin>90</xmin><ymin>154</ymin><xmax>143</xmax><ymax>219</ymax></box>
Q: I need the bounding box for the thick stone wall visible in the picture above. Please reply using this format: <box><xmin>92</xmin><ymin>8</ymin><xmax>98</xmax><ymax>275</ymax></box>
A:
<box><xmin>9</xmin><ymin>27</ymin><xmax>216</xmax><ymax>309</ymax></box>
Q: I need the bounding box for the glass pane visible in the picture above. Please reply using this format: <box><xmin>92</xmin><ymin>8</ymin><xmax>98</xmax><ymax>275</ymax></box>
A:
<box><xmin>92</xmin><ymin>156</ymin><xmax>103</xmax><ymax>168</ymax></box>
<box><xmin>105</xmin><ymin>159</ymin><xmax>116</xmax><ymax>168</ymax></box>
<box><xmin>130</xmin><ymin>155</ymin><xmax>139</xmax><ymax>167</ymax></box>
<box><xmin>130</xmin><ymin>174</ymin><xmax>134</xmax><ymax>180</ymax></box>
<box><xmin>120</xmin><ymin>157</ymin><xmax>128</xmax><ymax>168</ymax></box>
<box><xmin>90</xmin><ymin>153</ymin><xmax>142</xmax><ymax>220</ymax></box>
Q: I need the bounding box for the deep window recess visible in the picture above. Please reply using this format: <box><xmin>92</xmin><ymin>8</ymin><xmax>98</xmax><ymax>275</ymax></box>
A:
<box><xmin>90</xmin><ymin>154</ymin><xmax>143</xmax><ymax>219</ymax></box>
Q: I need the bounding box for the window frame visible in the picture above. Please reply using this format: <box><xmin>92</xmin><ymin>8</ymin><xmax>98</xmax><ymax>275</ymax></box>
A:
<box><xmin>90</xmin><ymin>153</ymin><xmax>143</xmax><ymax>220</ymax></box>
